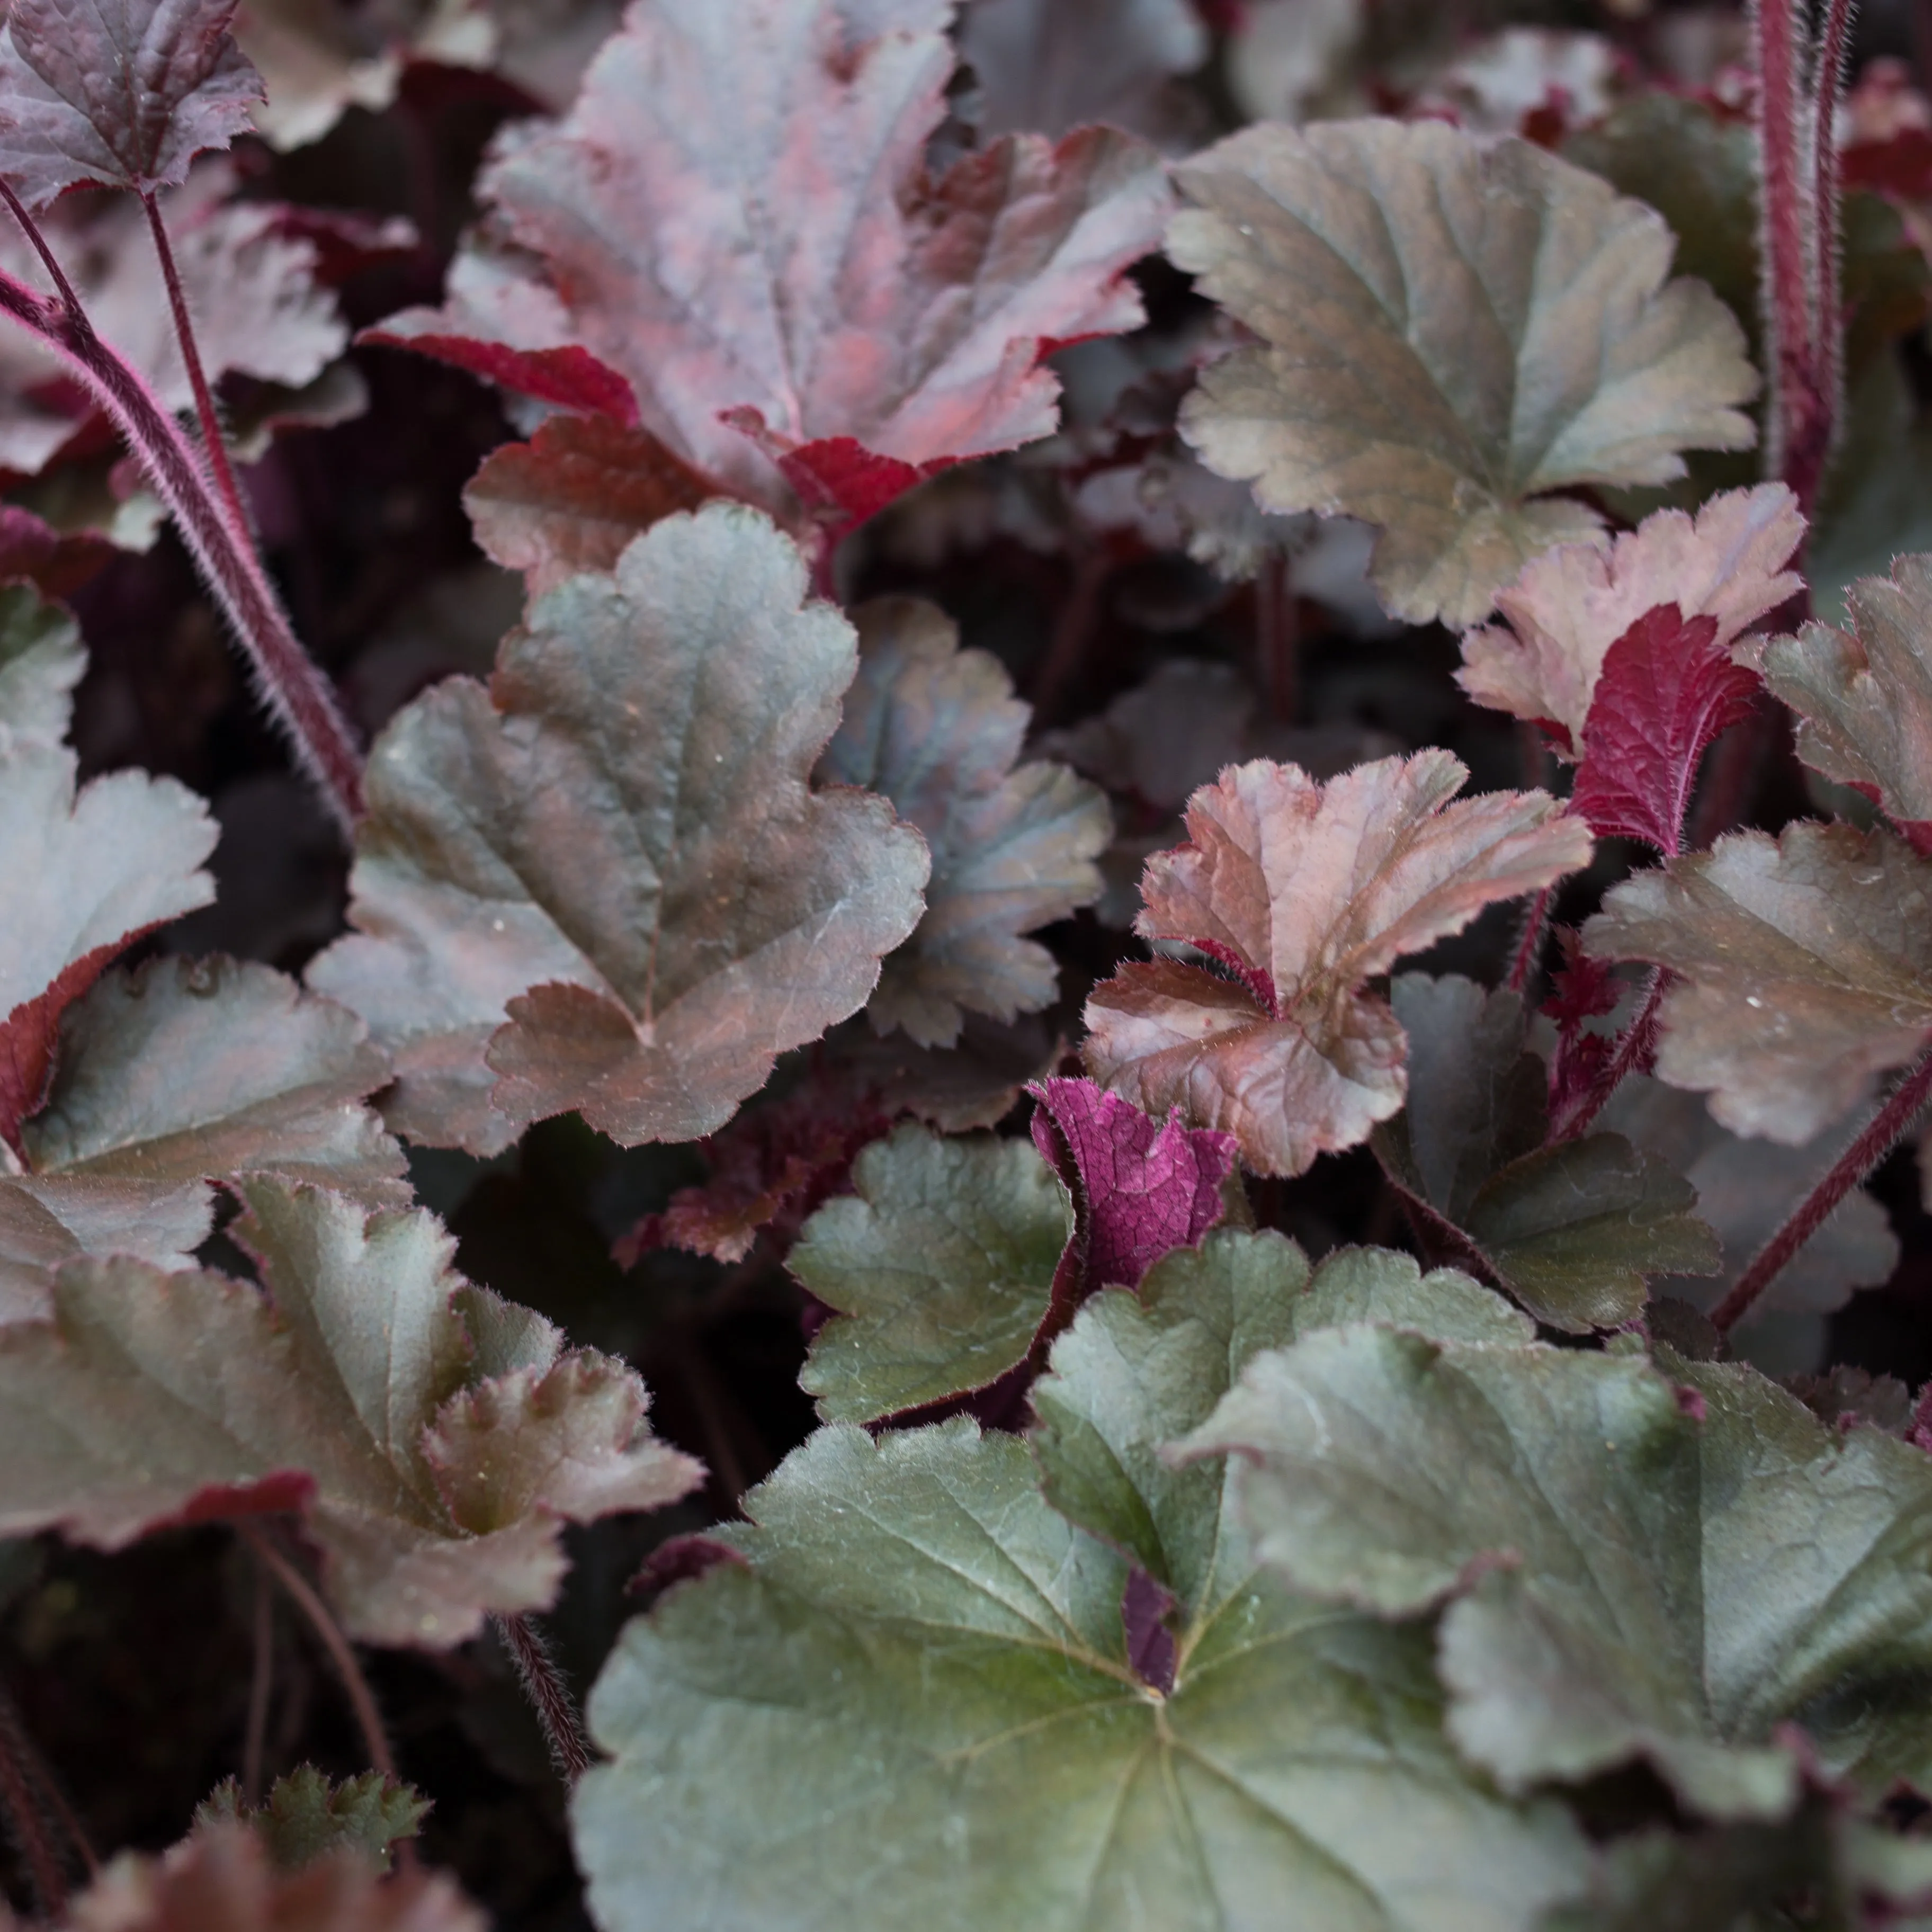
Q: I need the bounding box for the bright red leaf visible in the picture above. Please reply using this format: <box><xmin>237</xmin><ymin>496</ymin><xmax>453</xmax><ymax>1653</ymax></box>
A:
<box><xmin>1569</xmin><ymin>602</ymin><xmax>1761</xmax><ymax>854</ymax></box>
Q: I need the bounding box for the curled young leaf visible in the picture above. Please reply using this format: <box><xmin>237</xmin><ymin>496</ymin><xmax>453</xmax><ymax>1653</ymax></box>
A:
<box><xmin>1754</xmin><ymin>553</ymin><xmax>1932</xmax><ymax>843</ymax></box>
<box><xmin>817</xmin><ymin>597</ymin><xmax>1110</xmax><ymax>1048</ymax></box>
<box><xmin>575</xmin><ymin>1241</ymin><xmax>1587</xmax><ymax>1932</ymax></box>
<box><xmin>368</xmin><ymin>0</ymin><xmax>1174</xmax><ymax>530</ymax></box>
<box><xmin>0</xmin><ymin>0</ymin><xmax>263</xmax><ymax>205</ymax></box>
<box><xmin>1083</xmin><ymin>751</ymin><xmax>1590</xmax><ymax>1176</ymax></box>
<box><xmin>196</xmin><ymin>1765</ymin><xmax>429</xmax><ymax>1872</ymax></box>
<box><xmin>1178</xmin><ymin>1332</ymin><xmax>1932</xmax><ymax>1816</ymax></box>
<box><xmin>0</xmin><ymin>1182</ymin><xmax>702</xmax><ymax>1647</ymax></box>
<box><xmin>1585</xmin><ymin>820</ymin><xmax>1932</xmax><ymax>1142</ymax></box>
<box><xmin>1167</xmin><ymin>119</ymin><xmax>1759</xmax><ymax>625</ymax></box>
<box><xmin>307</xmin><ymin>504</ymin><xmax>929</xmax><ymax>1153</ymax></box>
<box><xmin>1456</xmin><ymin>485</ymin><xmax>1803</xmax><ymax>753</ymax></box>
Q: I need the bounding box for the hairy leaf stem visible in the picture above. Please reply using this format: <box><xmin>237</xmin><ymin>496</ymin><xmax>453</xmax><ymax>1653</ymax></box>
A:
<box><xmin>0</xmin><ymin>190</ymin><xmax>363</xmax><ymax>830</ymax></box>
<box><xmin>142</xmin><ymin>191</ymin><xmax>252</xmax><ymax>540</ymax></box>
<box><xmin>1711</xmin><ymin>1041</ymin><xmax>1932</xmax><ymax>1335</ymax></box>
<box><xmin>1550</xmin><ymin>968</ymin><xmax>1667</xmax><ymax>1143</ymax></box>
<box><xmin>494</xmin><ymin>1613</ymin><xmax>591</xmax><ymax>1785</ymax></box>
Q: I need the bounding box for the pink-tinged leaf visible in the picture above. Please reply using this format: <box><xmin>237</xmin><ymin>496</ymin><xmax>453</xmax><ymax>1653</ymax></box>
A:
<box><xmin>0</xmin><ymin>0</ymin><xmax>263</xmax><ymax>205</ymax></box>
<box><xmin>24</xmin><ymin>1822</ymin><xmax>487</xmax><ymax>1930</ymax></box>
<box><xmin>0</xmin><ymin>168</ymin><xmax>350</xmax><ymax>478</ymax></box>
<box><xmin>0</xmin><ymin>738</ymin><xmax>216</xmax><ymax>1152</ymax></box>
<box><xmin>153</xmin><ymin>1469</ymin><xmax>316</xmax><ymax>1529</ymax></box>
<box><xmin>0</xmin><ymin>1182</ymin><xmax>701</xmax><ymax>1647</ymax></box>
<box><xmin>0</xmin><ymin>506</ymin><xmax>112</xmax><ymax>599</ymax></box>
<box><xmin>1027</xmin><ymin>1076</ymin><xmax>1235</xmax><ymax>1318</ymax></box>
<box><xmin>464</xmin><ymin>415</ymin><xmax>719</xmax><ymax>594</ymax></box>
<box><xmin>370</xmin><ymin>0</ymin><xmax>1174</xmax><ymax>518</ymax></box>
<box><xmin>1457</xmin><ymin>485</ymin><xmax>1803</xmax><ymax>752</ymax></box>
<box><xmin>1569</xmin><ymin>603</ymin><xmax>1760</xmax><ymax>854</ymax></box>
<box><xmin>1083</xmin><ymin>752</ymin><xmax>1591</xmax><ymax>1176</ymax></box>
<box><xmin>307</xmin><ymin>504</ymin><xmax>928</xmax><ymax>1154</ymax></box>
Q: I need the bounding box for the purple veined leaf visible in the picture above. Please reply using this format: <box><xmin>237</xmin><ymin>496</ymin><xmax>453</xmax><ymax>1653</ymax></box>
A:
<box><xmin>365</xmin><ymin>0</ymin><xmax>1175</xmax><ymax>534</ymax></box>
<box><xmin>1083</xmin><ymin>750</ymin><xmax>1591</xmax><ymax>1177</ymax></box>
<box><xmin>0</xmin><ymin>0</ymin><xmax>264</xmax><ymax>206</ymax></box>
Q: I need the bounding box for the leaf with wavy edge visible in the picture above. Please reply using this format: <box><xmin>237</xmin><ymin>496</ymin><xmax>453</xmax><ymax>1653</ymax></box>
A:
<box><xmin>1167</xmin><ymin>119</ymin><xmax>1759</xmax><ymax>625</ymax></box>
<box><xmin>1082</xmin><ymin>751</ymin><xmax>1590</xmax><ymax>1176</ymax></box>
<box><xmin>307</xmin><ymin>504</ymin><xmax>928</xmax><ymax>1153</ymax></box>
<box><xmin>817</xmin><ymin>597</ymin><xmax>1108</xmax><ymax>1048</ymax></box>
<box><xmin>1457</xmin><ymin>485</ymin><xmax>1802</xmax><ymax>752</ymax></box>
<box><xmin>1585</xmin><ymin>819</ymin><xmax>1932</xmax><ymax>1142</ymax></box>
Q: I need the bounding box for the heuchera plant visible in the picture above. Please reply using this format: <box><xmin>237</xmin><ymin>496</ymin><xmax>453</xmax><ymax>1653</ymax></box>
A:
<box><xmin>10</xmin><ymin>0</ymin><xmax>1932</xmax><ymax>1924</ymax></box>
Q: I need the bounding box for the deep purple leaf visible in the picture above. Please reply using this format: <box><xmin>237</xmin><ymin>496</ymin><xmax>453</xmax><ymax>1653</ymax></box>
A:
<box><xmin>1570</xmin><ymin>603</ymin><xmax>1759</xmax><ymax>855</ymax></box>
<box><xmin>0</xmin><ymin>0</ymin><xmax>263</xmax><ymax>204</ymax></box>
<box><xmin>1121</xmin><ymin>1564</ymin><xmax>1178</xmax><ymax>1694</ymax></box>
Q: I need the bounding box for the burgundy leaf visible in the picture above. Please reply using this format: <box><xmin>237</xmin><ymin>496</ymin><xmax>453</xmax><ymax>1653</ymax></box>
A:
<box><xmin>365</xmin><ymin>326</ymin><xmax>640</xmax><ymax>427</ymax></box>
<box><xmin>1121</xmin><ymin>1564</ymin><xmax>1178</xmax><ymax>1695</ymax></box>
<box><xmin>0</xmin><ymin>0</ymin><xmax>263</xmax><ymax>205</ymax></box>
<box><xmin>1027</xmin><ymin>1075</ymin><xmax>1235</xmax><ymax>1314</ymax></box>
<box><xmin>1542</xmin><ymin>927</ymin><xmax>1620</xmax><ymax>1123</ymax></box>
<box><xmin>1569</xmin><ymin>603</ymin><xmax>1760</xmax><ymax>855</ymax></box>
<box><xmin>368</xmin><ymin>0</ymin><xmax>1173</xmax><ymax>526</ymax></box>
<box><xmin>0</xmin><ymin>506</ymin><xmax>112</xmax><ymax>598</ymax></box>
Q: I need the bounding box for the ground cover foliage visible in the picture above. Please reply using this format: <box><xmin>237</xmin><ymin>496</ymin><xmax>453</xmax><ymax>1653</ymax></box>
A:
<box><xmin>11</xmin><ymin>0</ymin><xmax>1932</xmax><ymax>1924</ymax></box>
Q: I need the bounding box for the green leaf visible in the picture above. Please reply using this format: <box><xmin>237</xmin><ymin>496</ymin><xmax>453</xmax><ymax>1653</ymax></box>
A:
<box><xmin>1374</xmin><ymin>976</ymin><xmax>1719</xmax><ymax>1330</ymax></box>
<box><xmin>1178</xmin><ymin>1330</ymin><xmax>1932</xmax><ymax>1818</ymax></box>
<box><xmin>307</xmin><ymin>503</ymin><xmax>929</xmax><ymax>1153</ymax></box>
<box><xmin>0</xmin><ymin>1180</ymin><xmax>701</xmax><ymax>1646</ymax></box>
<box><xmin>816</xmin><ymin>597</ymin><xmax>1109</xmax><ymax>1049</ymax></box>
<box><xmin>1808</xmin><ymin>356</ymin><xmax>1932</xmax><ymax>629</ymax></box>
<box><xmin>792</xmin><ymin>1123</ymin><xmax>1070</xmax><ymax>1422</ymax></box>
<box><xmin>197</xmin><ymin>1765</ymin><xmax>430</xmax><ymax>1871</ymax></box>
<box><xmin>1167</xmin><ymin>118</ymin><xmax>1757</xmax><ymax>626</ymax></box>
<box><xmin>576</xmin><ymin>1396</ymin><xmax>1588</xmax><ymax>1931</ymax></box>
<box><xmin>1584</xmin><ymin>820</ymin><xmax>1932</xmax><ymax>1142</ymax></box>
<box><xmin>1031</xmin><ymin>1226</ymin><xmax>1528</xmax><ymax>1600</ymax></box>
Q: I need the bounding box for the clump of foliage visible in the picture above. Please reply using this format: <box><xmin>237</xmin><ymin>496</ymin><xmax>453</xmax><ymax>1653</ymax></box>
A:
<box><xmin>6</xmin><ymin>0</ymin><xmax>1932</xmax><ymax>1925</ymax></box>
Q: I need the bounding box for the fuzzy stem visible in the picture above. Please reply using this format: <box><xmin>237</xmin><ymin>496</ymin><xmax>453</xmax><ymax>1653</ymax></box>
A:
<box><xmin>241</xmin><ymin>1527</ymin><xmax>397</xmax><ymax>1785</ymax></box>
<box><xmin>1710</xmin><ymin>1042</ymin><xmax>1932</xmax><ymax>1334</ymax></box>
<box><xmin>1508</xmin><ymin>885</ymin><xmax>1554</xmax><ymax>996</ymax></box>
<box><xmin>494</xmin><ymin>1614</ymin><xmax>591</xmax><ymax>1786</ymax></box>
<box><xmin>143</xmin><ymin>192</ymin><xmax>251</xmax><ymax>541</ymax></box>
<box><xmin>1551</xmin><ymin>968</ymin><xmax>1667</xmax><ymax>1142</ymax></box>
<box><xmin>1255</xmin><ymin>548</ymin><xmax>1298</xmax><ymax>723</ymax></box>
<box><xmin>0</xmin><ymin>1684</ymin><xmax>92</xmax><ymax>1883</ymax></box>
<box><xmin>0</xmin><ymin>211</ymin><xmax>363</xmax><ymax>830</ymax></box>
<box><xmin>243</xmin><ymin>1560</ymin><xmax>274</xmax><ymax>1806</ymax></box>
<box><xmin>1814</xmin><ymin>0</ymin><xmax>1856</xmax><ymax>428</ymax></box>
<box><xmin>0</xmin><ymin>1709</ymin><xmax>64</xmax><ymax>1917</ymax></box>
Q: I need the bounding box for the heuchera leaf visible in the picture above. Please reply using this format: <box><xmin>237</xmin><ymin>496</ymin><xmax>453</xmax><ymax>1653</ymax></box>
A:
<box><xmin>0</xmin><ymin>174</ymin><xmax>351</xmax><ymax>478</ymax></box>
<box><xmin>0</xmin><ymin>955</ymin><xmax>407</xmax><ymax>1316</ymax></box>
<box><xmin>1585</xmin><ymin>820</ymin><xmax>1932</xmax><ymax>1142</ymax></box>
<box><xmin>1373</xmin><ymin>975</ymin><xmax>1719</xmax><ymax>1332</ymax></box>
<box><xmin>1027</xmin><ymin>1075</ymin><xmax>1236</xmax><ymax>1319</ymax></box>
<box><xmin>574</xmin><ymin>1232</ymin><xmax>1588</xmax><ymax>1932</ymax></box>
<box><xmin>1</xmin><ymin>1822</ymin><xmax>485</xmax><ymax>1931</ymax></box>
<box><xmin>0</xmin><ymin>654</ymin><xmax>216</xmax><ymax>1155</ymax></box>
<box><xmin>1179</xmin><ymin>1333</ymin><xmax>1932</xmax><ymax>1818</ymax></box>
<box><xmin>1456</xmin><ymin>485</ymin><xmax>1803</xmax><ymax>755</ymax></box>
<box><xmin>0</xmin><ymin>1181</ymin><xmax>703</xmax><ymax>1646</ymax></box>
<box><xmin>307</xmin><ymin>504</ymin><xmax>929</xmax><ymax>1155</ymax></box>
<box><xmin>956</xmin><ymin>0</ymin><xmax>1207</xmax><ymax>141</ymax></box>
<box><xmin>368</xmin><ymin>0</ymin><xmax>1175</xmax><ymax>531</ymax></box>
<box><xmin>1165</xmin><ymin>119</ymin><xmax>1760</xmax><ymax>626</ymax></box>
<box><xmin>1568</xmin><ymin>604</ymin><xmax>1761</xmax><ymax>855</ymax></box>
<box><xmin>463</xmin><ymin>415</ymin><xmax>719</xmax><ymax>595</ymax></box>
<box><xmin>196</xmin><ymin>1766</ymin><xmax>430</xmax><ymax>1871</ymax></box>
<box><xmin>0</xmin><ymin>0</ymin><xmax>263</xmax><ymax>205</ymax></box>
<box><xmin>792</xmin><ymin>1123</ymin><xmax>1071</xmax><ymax>1424</ymax></box>
<box><xmin>816</xmin><ymin>597</ymin><xmax>1110</xmax><ymax>1048</ymax></box>
<box><xmin>1754</xmin><ymin>554</ymin><xmax>1932</xmax><ymax>848</ymax></box>
<box><xmin>0</xmin><ymin>583</ymin><xmax>84</xmax><ymax>744</ymax></box>
<box><xmin>1083</xmin><ymin>751</ymin><xmax>1591</xmax><ymax>1176</ymax></box>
